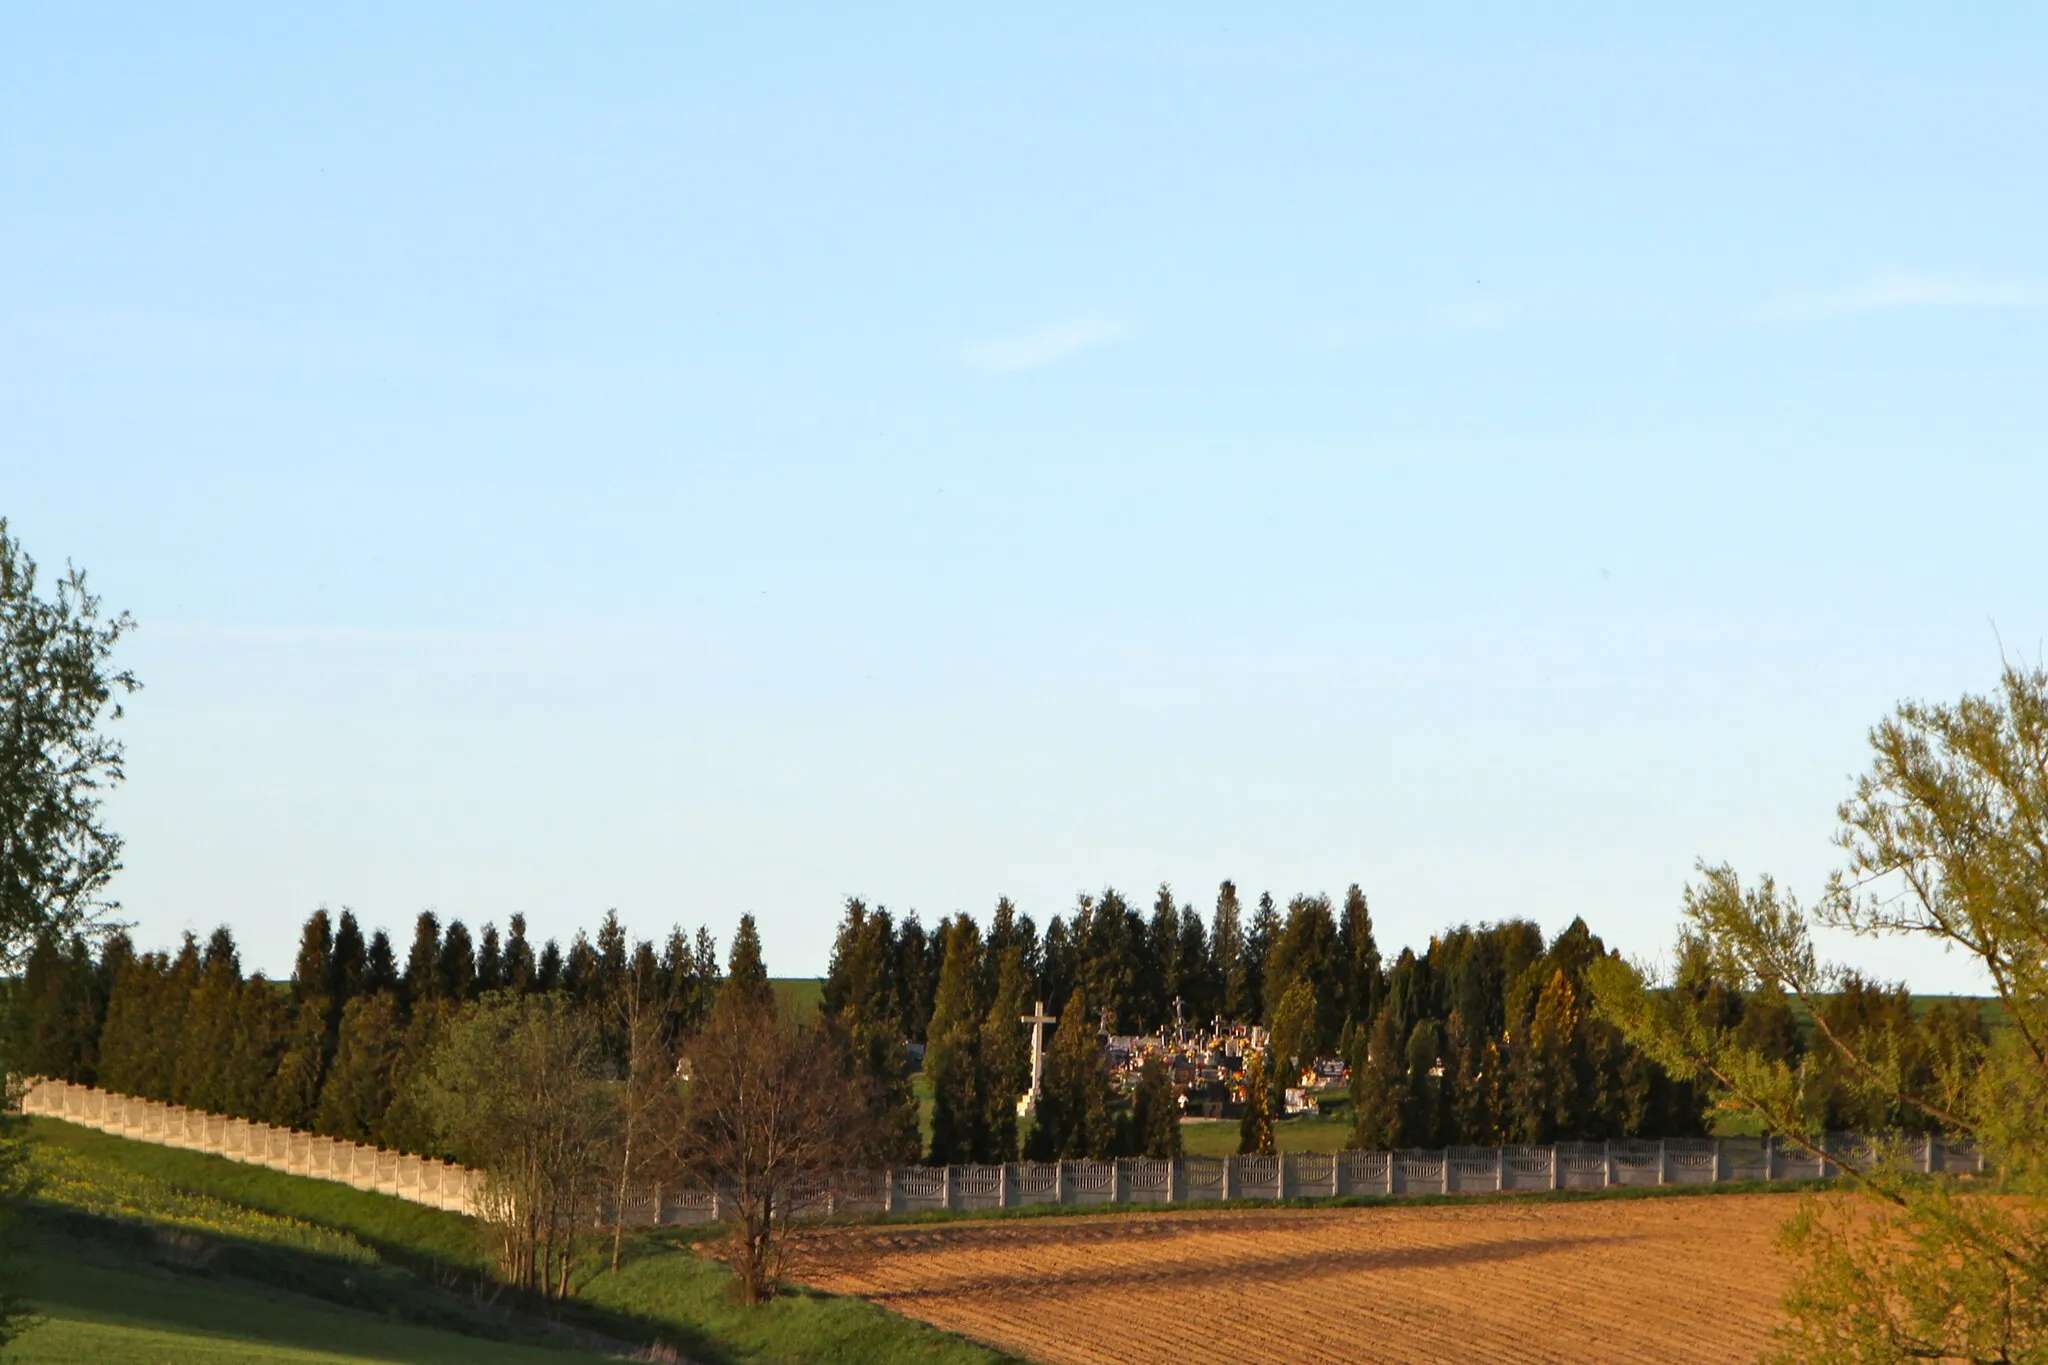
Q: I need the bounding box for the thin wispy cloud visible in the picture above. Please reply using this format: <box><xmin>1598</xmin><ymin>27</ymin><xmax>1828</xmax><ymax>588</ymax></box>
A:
<box><xmin>964</xmin><ymin>315</ymin><xmax>1130</xmax><ymax>373</ymax></box>
<box><xmin>1768</xmin><ymin>271</ymin><xmax>2048</xmax><ymax>319</ymax></box>
<box><xmin>1430</xmin><ymin>291</ymin><xmax>1550</xmax><ymax>336</ymax></box>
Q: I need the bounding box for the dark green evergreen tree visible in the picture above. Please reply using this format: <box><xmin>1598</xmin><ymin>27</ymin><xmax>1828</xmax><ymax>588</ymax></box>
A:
<box><xmin>1350</xmin><ymin>1006</ymin><xmax>1405</xmax><ymax>1150</ymax></box>
<box><xmin>316</xmin><ymin>992</ymin><xmax>403</xmax><ymax>1141</ymax></box>
<box><xmin>502</xmin><ymin>915</ymin><xmax>536</xmax><ymax>993</ymax></box>
<box><xmin>476</xmin><ymin>922</ymin><xmax>503</xmax><ymax>993</ymax></box>
<box><xmin>330</xmin><ymin>910</ymin><xmax>366</xmax><ymax>1000</ymax></box>
<box><xmin>1024</xmin><ymin>987</ymin><xmax>1115</xmax><ymax>1160</ymax></box>
<box><xmin>363</xmin><ymin>930</ymin><xmax>398</xmax><ymax>996</ymax></box>
<box><xmin>821</xmin><ymin>899</ymin><xmax>918</xmax><ymax>1164</ymax></box>
<box><xmin>1212</xmin><ymin>880</ymin><xmax>1247</xmax><ymax>1022</ymax></box>
<box><xmin>1243</xmin><ymin>891</ymin><xmax>1280</xmax><ymax>1024</ymax></box>
<box><xmin>978</xmin><ymin>941</ymin><xmax>1030</xmax><ymax>1163</ymax></box>
<box><xmin>1130</xmin><ymin>1054</ymin><xmax>1181</xmax><ymax>1158</ymax></box>
<box><xmin>1145</xmin><ymin>885</ymin><xmax>1179</xmax><ymax>1030</ymax></box>
<box><xmin>894</xmin><ymin>912</ymin><xmax>934</xmax><ymax>1044</ymax></box>
<box><xmin>437</xmin><ymin>920</ymin><xmax>476</xmax><ymax>1001</ymax></box>
<box><xmin>401</xmin><ymin>912</ymin><xmax>441</xmax><ymax>1011</ymax></box>
<box><xmin>725</xmin><ymin>914</ymin><xmax>770</xmax><ymax>1007</ymax></box>
<box><xmin>1265</xmin><ymin>893</ymin><xmax>1340</xmax><ymax>1048</ymax></box>
<box><xmin>923</xmin><ymin>915</ymin><xmax>985</xmax><ymax>1165</ymax></box>
<box><xmin>1337</xmin><ymin>883</ymin><xmax>1382</xmax><ymax>1037</ymax></box>
<box><xmin>1237</xmin><ymin>1048</ymin><xmax>1275</xmax><ymax>1155</ymax></box>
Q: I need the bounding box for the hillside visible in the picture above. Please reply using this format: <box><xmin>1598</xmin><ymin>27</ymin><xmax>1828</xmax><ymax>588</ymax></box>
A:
<box><xmin>15</xmin><ymin>1118</ymin><xmax>1012</xmax><ymax>1365</ymax></box>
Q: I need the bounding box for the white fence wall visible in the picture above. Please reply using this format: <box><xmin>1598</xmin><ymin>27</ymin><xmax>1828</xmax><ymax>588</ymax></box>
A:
<box><xmin>20</xmin><ymin>1077</ymin><xmax>1984</xmax><ymax>1228</ymax></box>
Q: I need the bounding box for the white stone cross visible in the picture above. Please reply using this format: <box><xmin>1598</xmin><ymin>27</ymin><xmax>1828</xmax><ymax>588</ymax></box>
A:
<box><xmin>1020</xmin><ymin>999</ymin><xmax>1057</xmax><ymax>1115</ymax></box>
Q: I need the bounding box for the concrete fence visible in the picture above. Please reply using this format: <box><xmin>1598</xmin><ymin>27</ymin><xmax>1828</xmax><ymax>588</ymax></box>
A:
<box><xmin>20</xmin><ymin>1077</ymin><xmax>1985</xmax><ymax>1228</ymax></box>
<box><xmin>20</xmin><ymin>1077</ymin><xmax>486</xmax><ymax>1215</ymax></box>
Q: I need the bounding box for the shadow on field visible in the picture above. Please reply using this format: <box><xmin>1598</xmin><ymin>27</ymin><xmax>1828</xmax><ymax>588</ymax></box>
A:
<box><xmin>806</xmin><ymin>1213</ymin><xmax>1640</xmax><ymax>1300</ymax></box>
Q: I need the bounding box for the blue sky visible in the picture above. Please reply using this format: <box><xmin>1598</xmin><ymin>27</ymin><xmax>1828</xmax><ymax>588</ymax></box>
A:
<box><xmin>5</xmin><ymin>6</ymin><xmax>2044</xmax><ymax>988</ymax></box>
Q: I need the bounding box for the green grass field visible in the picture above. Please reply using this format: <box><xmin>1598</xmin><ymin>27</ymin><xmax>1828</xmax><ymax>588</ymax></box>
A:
<box><xmin>769</xmin><ymin>977</ymin><xmax>825</xmax><ymax>1019</ymax></box>
<box><xmin>1177</xmin><ymin>1111</ymin><xmax>1353</xmax><ymax>1157</ymax></box>
<box><xmin>16</xmin><ymin>1118</ymin><xmax>1011</xmax><ymax>1365</ymax></box>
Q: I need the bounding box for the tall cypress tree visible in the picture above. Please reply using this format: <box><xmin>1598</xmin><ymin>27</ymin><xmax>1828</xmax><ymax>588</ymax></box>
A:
<box><xmin>288</xmin><ymin>911</ymin><xmax>333</xmax><ymax>1009</ymax></box>
<box><xmin>1337</xmin><ymin>884</ymin><xmax>1382</xmax><ymax>1037</ymax></box>
<box><xmin>1213</xmin><ymin>881</ymin><xmax>1247</xmax><ymax>1022</ymax></box>
<box><xmin>978</xmin><ymin>941</ymin><xmax>1030</xmax><ymax>1163</ymax></box>
<box><xmin>273</xmin><ymin>911</ymin><xmax>338</xmax><ymax>1129</ymax></box>
<box><xmin>1131</xmin><ymin>1054</ymin><xmax>1181</xmax><ymax>1158</ymax></box>
<box><xmin>316</xmin><ymin>991</ymin><xmax>403</xmax><ymax>1142</ymax></box>
<box><xmin>503</xmin><ymin>915</ymin><xmax>536</xmax><ymax>993</ymax></box>
<box><xmin>363</xmin><ymin>930</ymin><xmax>398</xmax><ymax>996</ymax></box>
<box><xmin>1243</xmin><ymin>892</ymin><xmax>1280</xmax><ymax>1026</ymax></box>
<box><xmin>924</xmin><ymin>914</ymin><xmax>985</xmax><ymax>1165</ymax></box>
<box><xmin>330</xmin><ymin>910</ymin><xmax>366</xmax><ymax>1001</ymax></box>
<box><xmin>893</xmin><ymin>913</ymin><xmax>933</xmax><ymax>1044</ymax></box>
<box><xmin>1350</xmin><ymin>1006</ymin><xmax>1406</xmax><ymax>1150</ymax></box>
<box><xmin>821</xmin><ymin>900</ymin><xmax>917</xmax><ymax>1164</ymax></box>
<box><xmin>1237</xmin><ymin>1048</ymin><xmax>1275</xmax><ymax>1155</ymax></box>
<box><xmin>401</xmin><ymin>912</ymin><xmax>440</xmax><ymax>1011</ymax></box>
<box><xmin>725</xmin><ymin>914</ymin><xmax>770</xmax><ymax>1007</ymax></box>
<box><xmin>1174</xmin><ymin>905</ymin><xmax>1212</xmax><ymax>1028</ymax></box>
<box><xmin>437</xmin><ymin>920</ymin><xmax>476</xmax><ymax>1001</ymax></box>
<box><xmin>476</xmin><ymin>923</ymin><xmax>503</xmax><ymax>994</ymax></box>
<box><xmin>7</xmin><ymin>931</ymin><xmax>98</xmax><ymax>1082</ymax></box>
<box><xmin>1024</xmin><ymin>986</ymin><xmax>1115</xmax><ymax>1161</ymax></box>
<box><xmin>1145</xmin><ymin>885</ymin><xmax>1179</xmax><ymax>1030</ymax></box>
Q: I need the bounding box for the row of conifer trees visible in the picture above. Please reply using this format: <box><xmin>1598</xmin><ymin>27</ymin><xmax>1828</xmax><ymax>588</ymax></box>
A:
<box><xmin>8</xmin><ymin>907</ymin><xmax>730</xmax><ymax>1156</ymax></box>
<box><xmin>8</xmin><ymin>883</ymin><xmax>1987</xmax><ymax>1167</ymax></box>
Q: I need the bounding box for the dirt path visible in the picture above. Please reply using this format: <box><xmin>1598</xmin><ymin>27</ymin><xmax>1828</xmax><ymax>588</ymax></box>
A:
<box><xmin>801</xmin><ymin>1193</ymin><xmax>1803</xmax><ymax>1364</ymax></box>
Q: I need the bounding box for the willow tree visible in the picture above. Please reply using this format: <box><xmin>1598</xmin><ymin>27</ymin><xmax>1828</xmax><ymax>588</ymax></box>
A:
<box><xmin>1591</xmin><ymin>662</ymin><xmax>2048</xmax><ymax>1363</ymax></box>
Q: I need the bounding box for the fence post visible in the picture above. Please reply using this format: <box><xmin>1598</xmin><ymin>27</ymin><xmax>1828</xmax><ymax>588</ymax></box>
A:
<box><xmin>1656</xmin><ymin>1139</ymin><xmax>1666</xmax><ymax>1186</ymax></box>
<box><xmin>1603</xmin><ymin>1139</ymin><xmax>1613</xmax><ymax>1188</ymax></box>
<box><xmin>1495</xmin><ymin>1146</ymin><xmax>1505</xmax><ymax>1192</ymax></box>
<box><xmin>1549</xmin><ymin>1144</ymin><xmax>1560</xmax><ymax>1191</ymax></box>
<box><xmin>1222</xmin><ymin>1156</ymin><xmax>1236</xmax><ymax>1201</ymax></box>
<box><xmin>942</xmin><ymin>1164</ymin><xmax>953</xmax><ymax>1211</ymax></box>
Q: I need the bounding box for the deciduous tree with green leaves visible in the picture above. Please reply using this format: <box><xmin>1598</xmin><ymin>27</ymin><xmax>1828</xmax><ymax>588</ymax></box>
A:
<box><xmin>1590</xmin><ymin>662</ymin><xmax>2048</xmax><ymax>1364</ymax></box>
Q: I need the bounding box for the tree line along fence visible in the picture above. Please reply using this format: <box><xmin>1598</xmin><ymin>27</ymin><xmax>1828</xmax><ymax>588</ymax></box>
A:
<box><xmin>20</xmin><ymin>1077</ymin><xmax>1986</xmax><ymax>1227</ymax></box>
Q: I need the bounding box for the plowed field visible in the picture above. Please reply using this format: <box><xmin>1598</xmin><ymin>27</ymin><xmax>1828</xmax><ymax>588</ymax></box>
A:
<box><xmin>802</xmin><ymin>1192</ymin><xmax>1803</xmax><ymax>1364</ymax></box>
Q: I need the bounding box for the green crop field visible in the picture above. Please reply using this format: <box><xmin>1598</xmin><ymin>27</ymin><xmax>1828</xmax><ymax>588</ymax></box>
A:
<box><xmin>15</xmin><ymin>1117</ymin><xmax>1010</xmax><ymax>1365</ymax></box>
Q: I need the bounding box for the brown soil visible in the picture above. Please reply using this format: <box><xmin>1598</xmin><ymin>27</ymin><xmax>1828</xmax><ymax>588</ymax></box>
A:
<box><xmin>800</xmin><ymin>1192</ymin><xmax>1805</xmax><ymax>1364</ymax></box>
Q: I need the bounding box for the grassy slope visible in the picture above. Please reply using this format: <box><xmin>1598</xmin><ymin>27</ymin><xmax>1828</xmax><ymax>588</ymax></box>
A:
<box><xmin>21</xmin><ymin>1118</ymin><xmax>1011</xmax><ymax>1365</ymax></box>
<box><xmin>18</xmin><ymin>1244</ymin><xmax>614</xmax><ymax>1365</ymax></box>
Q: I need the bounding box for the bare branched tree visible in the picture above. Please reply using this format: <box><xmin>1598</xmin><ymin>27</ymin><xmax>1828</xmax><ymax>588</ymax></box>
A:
<box><xmin>671</xmin><ymin>977</ymin><xmax>874</xmax><ymax>1304</ymax></box>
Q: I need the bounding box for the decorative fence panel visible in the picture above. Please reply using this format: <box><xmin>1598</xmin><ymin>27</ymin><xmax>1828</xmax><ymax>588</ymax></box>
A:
<box><xmin>950</xmin><ymin>1163</ymin><xmax>1006</xmax><ymax>1211</ymax></box>
<box><xmin>1060</xmin><ymin>1159</ymin><xmax>1116</xmax><ymax>1206</ymax></box>
<box><xmin>19</xmin><ymin>1078</ymin><xmax>1978</xmax><ymax>1229</ymax></box>
<box><xmin>1120</xmin><ymin>1157</ymin><xmax>1173</xmax><ymax>1203</ymax></box>
<box><xmin>1179</xmin><ymin>1155</ymin><xmax>1226</xmax><ymax>1202</ymax></box>
<box><xmin>1337</xmin><ymin>1148</ymin><xmax>1390</xmax><ymax>1196</ymax></box>
<box><xmin>891</xmin><ymin>1165</ymin><xmax>947</xmax><ymax>1214</ymax></box>
<box><xmin>1010</xmin><ymin>1160</ymin><xmax>1060</xmax><ymax>1207</ymax></box>
<box><xmin>1228</xmin><ymin>1153</ymin><xmax>1281</xmax><ymax>1201</ymax></box>
<box><xmin>1394</xmin><ymin>1150</ymin><xmax>1447</xmax><ymax>1196</ymax></box>
<box><xmin>1446</xmin><ymin>1147</ymin><xmax>1501</xmax><ymax>1195</ymax></box>
<box><xmin>1286</xmin><ymin>1151</ymin><xmax>1338</xmax><ymax>1200</ymax></box>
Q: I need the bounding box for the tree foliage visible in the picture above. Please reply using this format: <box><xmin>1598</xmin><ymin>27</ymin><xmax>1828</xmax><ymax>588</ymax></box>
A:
<box><xmin>0</xmin><ymin>521</ymin><xmax>138</xmax><ymax>964</ymax></box>
<box><xmin>1590</xmin><ymin>661</ymin><xmax>2048</xmax><ymax>1364</ymax></box>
